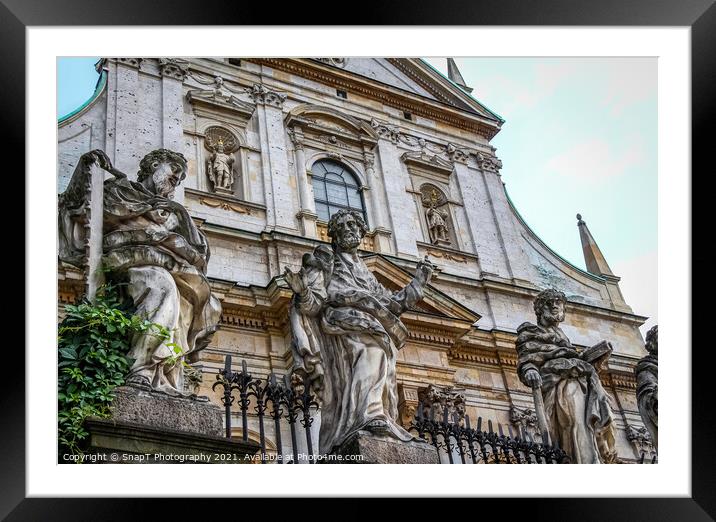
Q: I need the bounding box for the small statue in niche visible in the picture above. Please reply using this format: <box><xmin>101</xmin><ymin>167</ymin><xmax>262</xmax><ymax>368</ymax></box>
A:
<box><xmin>207</xmin><ymin>141</ymin><xmax>235</xmax><ymax>192</ymax></box>
<box><xmin>424</xmin><ymin>189</ymin><xmax>450</xmax><ymax>245</ymax></box>
<box><xmin>204</xmin><ymin>127</ymin><xmax>239</xmax><ymax>194</ymax></box>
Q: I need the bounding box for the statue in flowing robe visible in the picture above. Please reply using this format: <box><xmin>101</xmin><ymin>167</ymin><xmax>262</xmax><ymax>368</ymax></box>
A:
<box><xmin>283</xmin><ymin>209</ymin><xmax>435</xmax><ymax>455</ymax></box>
<box><xmin>636</xmin><ymin>325</ymin><xmax>658</xmax><ymax>449</ymax></box>
<box><xmin>58</xmin><ymin>149</ymin><xmax>222</xmax><ymax>396</ymax></box>
<box><xmin>516</xmin><ymin>289</ymin><xmax>618</xmax><ymax>463</ymax></box>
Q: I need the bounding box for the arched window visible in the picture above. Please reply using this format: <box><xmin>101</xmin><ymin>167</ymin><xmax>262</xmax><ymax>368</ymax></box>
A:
<box><xmin>311</xmin><ymin>159</ymin><xmax>367</xmax><ymax>225</ymax></box>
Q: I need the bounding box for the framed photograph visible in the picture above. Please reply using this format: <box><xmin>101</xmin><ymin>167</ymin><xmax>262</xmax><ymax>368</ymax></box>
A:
<box><xmin>9</xmin><ymin>0</ymin><xmax>712</xmax><ymax>519</ymax></box>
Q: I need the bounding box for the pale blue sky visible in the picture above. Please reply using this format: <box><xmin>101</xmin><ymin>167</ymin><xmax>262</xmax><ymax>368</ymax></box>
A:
<box><xmin>57</xmin><ymin>57</ymin><xmax>657</xmax><ymax>330</ymax></box>
<box><xmin>427</xmin><ymin>58</ymin><xmax>657</xmax><ymax>332</ymax></box>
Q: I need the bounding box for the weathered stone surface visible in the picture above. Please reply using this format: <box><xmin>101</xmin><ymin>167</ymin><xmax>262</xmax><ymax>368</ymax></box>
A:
<box><xmin>285</xmin><ymin>209</ymin><xmax>436</xmax><ymax>455</ymax></box>
<box><xmin>516</xmin><ymin>288</ymin><xmax>617</xmax><ymax>463</ymax></box>
<box><xmin>635</xmin><ymin>325</ymin><xmax>658</xmax><ymax>449</ymax></box>
<box><xmin>86</xmin><ymin>417</ymin><xmax>259</xmax><ymax>463</ymax></box>
<box><xmin>58</xmin><ymin>147</ymin><xmax>222</xmax><ymax>396</ymax></box>
<box><xmin>329</xmin><ymin>431</ymin><xmax>439</xmax><ymax>464</ymax></box>
<box><xmin>110</xmin><ymin>386</ymin><xmax>223</xmax><ymax>437</ymax></box>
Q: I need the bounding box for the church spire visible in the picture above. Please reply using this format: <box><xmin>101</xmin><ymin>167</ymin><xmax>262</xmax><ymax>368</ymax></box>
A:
<box><xmin>447</xmin><ymin>58</ymin><xmax>473</xmax><ymax>93</ymax></box>
<box><xmin>576</xmin><ymin>214</ymin><xmax>616</xmax><ymax>277</ymax></box>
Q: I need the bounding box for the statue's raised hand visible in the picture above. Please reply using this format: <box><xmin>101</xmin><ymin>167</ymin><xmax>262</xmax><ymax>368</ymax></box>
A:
<box><xmin>283</xmin><ymin>266</ymin><xmax>307</xmax><ymax>295</ymax></box>
<box><xmin>524</xmin><ymin>369</ymin><xmax>543</xmax><ymax>389</ymax></box>
<box><xmin>81</xmin><ymin>149</ymin><xmax>113</xmax><ymax>172</ymax></box>
<box><xmin>415</xmin><ymin>256</ymin><xmax>436</xmax><ymax>287</ymax></box>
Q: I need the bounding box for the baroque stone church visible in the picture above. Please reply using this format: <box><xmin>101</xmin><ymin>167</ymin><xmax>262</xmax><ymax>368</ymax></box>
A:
<box><xmin>57</xmin><ymin>57</ymin><xmax>653</xmax><ymax>462</ymax></box>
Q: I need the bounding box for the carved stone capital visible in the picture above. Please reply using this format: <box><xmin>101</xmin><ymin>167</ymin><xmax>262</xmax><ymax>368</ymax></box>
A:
<box><xmin>370</xmin><ymin>118</ymin><xmax>404</xmax><ymax>144</ymax></box>
<box><xmin>158</xmin><ymin>58</ymin><xmax>189</xmax><ymax>81</ymax></box>
<box><xmin>113</xmin><ymin>58</ymin><xmax>143</xmax><ymax>69</ymax></box>
<box><xmin>363</xmin><ymin>152</ymin><xmax>375</xmax><ymax>170</ymax></box>
<box><xmin>247</xmin><ymin>83</ymin><xmax>287</xmax><ymax>108</ymax></box>
<box><xmin>510</xmin><ymin>406</ymin><xmax>539</xmax><ymax>438</ymax></box>
<box><xmin>445</xmin><ymin>143</ymin><xmax>469</xmax><ymax>164</ymax></box>
<box><xmin>287</xmin><ymin>128</ymin><xmax>305</xmax><ymax>150</ymax></box>
<box><xmin>476</xmin><ymin>152</ymin><xmax>503</xmax><ymax>173</ymax></box>
<box><xmin>418</xmin><ymin>384</ymin><xmax>466</xmax><ymax>424</ymax></box>
<box><xmin>626</xmin><ymin>424</ymin><xmax>656</xmax><ymax>457</ymax></box>
<box><xmin>397</xmin><ymin>384</ymin><xmax>420</xmax><ymax>429</ymax></box>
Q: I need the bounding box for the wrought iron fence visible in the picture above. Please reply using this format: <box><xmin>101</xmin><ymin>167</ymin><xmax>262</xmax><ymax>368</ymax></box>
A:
<box><xmin>213</xmin><ymin>355</ymin><xmax>319</xmax><ymax>464</ymax></box>
<box><xmin>409</xmin><ymin>405</ymin><xmax>569</xmax><ymax>464</ymax></box>
<box><xmin>213</xmin><ymin>355</ymin><xmax>575</xmax><ymax>464</ymax></box>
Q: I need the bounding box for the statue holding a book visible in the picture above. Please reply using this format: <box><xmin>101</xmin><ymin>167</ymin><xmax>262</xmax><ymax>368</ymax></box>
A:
<box><xmin>516</xmin><ymin>288</ymin><xmax>618</xmax><ymax>463</ymax></box>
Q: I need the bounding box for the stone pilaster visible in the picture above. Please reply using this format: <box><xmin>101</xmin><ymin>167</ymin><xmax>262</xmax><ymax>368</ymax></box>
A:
<box><xmin>254</xmin><ymin>84</ymin><xmax>296</xmax><ymax>234</ymax></box>
<box><xmin>289</xmin><ymin>128</ymin><xmax>318</xmax><ymax>238</ymax></box>
<box><xmin>453</xmin><ymin>160</ymin><xmax>509</xmax><ymax>277</ymax></box>
<box><xmin>375</xmin><ymin>139</ymin><xmax>420</xmax><ymax>259</ymax></box>
<box><xmin>107</xmin><ymin>58</ymin><xmax>141</xmax><ymax>176</ymax></box>
<box><xmin>479</xmin><ymin>156</ymin><xmax>533</xmax><ymax>286</ymax></box>
<box><xmin>160</xmin><ymin>59</ymin><xmax>188</xmax><ymax>203</ymax></box>
<box><xmin>363</xmin><ymin>150</ymin><xmax>393</xmax><ymax>254</ymax></box>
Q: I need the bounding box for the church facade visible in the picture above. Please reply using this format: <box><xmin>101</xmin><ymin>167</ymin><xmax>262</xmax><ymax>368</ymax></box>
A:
<box><xmin>57</xmin><ymin>57</ymin><xmax>653</xmax><ymax>462</ymax></box>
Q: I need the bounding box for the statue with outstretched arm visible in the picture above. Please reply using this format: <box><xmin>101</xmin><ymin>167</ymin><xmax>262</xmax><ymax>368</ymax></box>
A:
<box><xmin>284</xmin><ymin>209</ymin><xmax>435</xmax><ymax>455</ymax></box>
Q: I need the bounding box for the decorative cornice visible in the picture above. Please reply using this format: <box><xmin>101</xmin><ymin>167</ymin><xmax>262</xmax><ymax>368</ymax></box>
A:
<box><xmin>402</xmin><ymin>150</ymin><xmax>455</xmax><ymax>178</ymax></box>
<box><xmin>247</xmin><ymin>59</ymin><xmax>499</xmax><ymax>139</ymax></box>
<box><xmin>386</xmin><ymin>58</ymin><xmax>466</xmax><ymax>110</ymax></box>
<box><xmin>370</xmin><ymin>118</ymin><xmax>472</xmax><ymax>167</ymax></box>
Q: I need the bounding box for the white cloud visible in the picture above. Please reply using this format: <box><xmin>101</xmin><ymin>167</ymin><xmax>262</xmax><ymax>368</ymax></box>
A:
<box><xmin>612</xmin><ymin>249</ymin><xmax>658</xmax><ymax>336</ymax></box>
<box><xmin>545</xmin><ymin>136</ymin><xmax>646</xmax><ymax>182</ymax></box>
<box><xmin>598</xmin><ymin>58</ymin><xmax>657</xmax><ymax>116</ymax></box>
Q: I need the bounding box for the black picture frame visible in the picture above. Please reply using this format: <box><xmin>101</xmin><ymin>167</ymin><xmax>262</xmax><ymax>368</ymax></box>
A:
<box><xmin>6</xmin><ymin>0</ymin><xmax>713</xmax><ymax>519</ymax></box>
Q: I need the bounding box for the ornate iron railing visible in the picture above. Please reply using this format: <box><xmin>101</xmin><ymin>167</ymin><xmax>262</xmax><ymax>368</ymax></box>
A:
<box><xmin>213</xmin><ymin>355</ymin><xmax>319</xmax><ymax>464</ymax></box>
<box><xmin>409</xmin><ymin>405</ymin><xmax>570</xmax><ymax>464</ymax></box>
<box><xmin>213</xmin><ymin>355</ymin><xmax>622</xmax><ymax>464</ymax></box>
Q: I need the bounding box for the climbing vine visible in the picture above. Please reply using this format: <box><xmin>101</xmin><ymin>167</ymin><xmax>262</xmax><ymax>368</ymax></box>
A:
<box><xmin>57</xmin><ymin>283</ymin><xmax>170</xmax><ymax>459</ymax></box>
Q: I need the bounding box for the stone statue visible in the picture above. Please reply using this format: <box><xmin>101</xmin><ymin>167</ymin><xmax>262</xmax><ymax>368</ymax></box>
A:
<box><xmin>206</xmin><ymin>141</ymin><xmax>235</xmax><ymax>192</ymax></box>
<box><xmin>283</xmin><ymin>209</ymin><xmax>435</xmax><ymax>455</ymax></box>
<box><xmin>516</xmin><ymin>288</ymin><xmax>617</xmax><ymax>463</ymax></box>
<box><xmin>58</xmin><ymin>149</ymin><xmax>222</xmax><ymax>396</ymax></box>
<box><xmin>426</xmin><ymin>203</ymin><xmax>450</xmax><ymax>244</ymax></box>
<box><xmin>635</xmin><ymin>325</ymin><xmax>658</xmax><ymax>449</ymax></box>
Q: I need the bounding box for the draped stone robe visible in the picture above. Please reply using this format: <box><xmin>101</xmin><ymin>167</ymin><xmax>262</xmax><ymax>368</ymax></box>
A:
<box><xmin>516</xmin><ymin>322</ymin><xmax>617</xmax><ymax>463</ymax></box>
<box><xmin>635</xmin><ymin>354</ymin><xmax>658</xmax><ymax>449</ymax></box>
<box><xmin>100</xmin><ymin>177</ymin><xmax>221</xmax><ymax>394</ymax></box>
<box><xmin>290</xmin><ymin>244</ymin><xmax>423</xmax><ymax>455</ymax></box>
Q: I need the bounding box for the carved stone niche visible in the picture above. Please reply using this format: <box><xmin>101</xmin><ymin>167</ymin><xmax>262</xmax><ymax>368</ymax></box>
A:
<box><xmin>420</xmin><ymin>184</ymin><xmax>454</xmax><ymax>247</ymax></box>
<box><xmin>203</xmin><ymin>126</ymin><xmax>240</xmax><ymax>196</ymax></box>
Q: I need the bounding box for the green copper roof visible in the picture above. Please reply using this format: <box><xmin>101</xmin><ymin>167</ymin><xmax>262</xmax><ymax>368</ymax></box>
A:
<box><xmin>419</xmin><ymin>58</ymin><xmax>505</xmax><ymax>123</ymax></box>
<box><xmin>58</xmin><ymin>68</ymin><xmax>107</xmax><ymax>124</ymax></box>
<box><xmin>504</xmin><ymin>186</ymin><xmax>605</xmax><ymax>283</ymax></box>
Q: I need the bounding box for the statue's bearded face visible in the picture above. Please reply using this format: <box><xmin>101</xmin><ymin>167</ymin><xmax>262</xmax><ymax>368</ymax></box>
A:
<box><xmin>334</xmin><ymin>214</ymin><xmax>362</xmax><ymax>251</ymax></box>
<box><xmin>539</xmin><ymin>299</ymin><xmax>565</xmax><ymax>325</ymax></box>
<box><xmin>151</xmin><ymin>160</ymin><xmax>184</xmax><ymax>199</ymax></box>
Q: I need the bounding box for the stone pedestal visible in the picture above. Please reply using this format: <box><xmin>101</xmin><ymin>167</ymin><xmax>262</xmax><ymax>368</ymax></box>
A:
<box><xmin>83</xmin><ymin>385</ymin><xmax>259</xmax><ymax>463</ymax></box>
<box><xmin>329</xmin><ymin>431</ymin><xmax>439</xmax><ymax>464</ymax></box>
<box><xmin>110</xmin><ymin>385</ymin><xmax>224</xmax><ymax>437</ymax></box>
